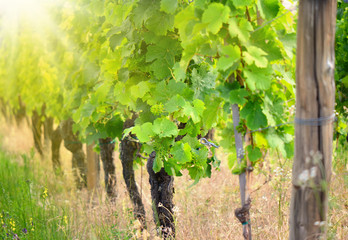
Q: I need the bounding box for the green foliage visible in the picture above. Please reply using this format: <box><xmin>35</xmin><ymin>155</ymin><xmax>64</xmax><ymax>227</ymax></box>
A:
<box><xmin>335</xmin><ymin>1</ymin><xmax>348</xmax><ymax>143</ymax></box>
<box><xmin>0</xmin><ymin>0</ymin><xmax>300</xmax><ymax>180</ymax></box>
<box><xmin>0</xmin><ymin>152</ymin><xmax>72</xmax><ymax>239</ymax></box>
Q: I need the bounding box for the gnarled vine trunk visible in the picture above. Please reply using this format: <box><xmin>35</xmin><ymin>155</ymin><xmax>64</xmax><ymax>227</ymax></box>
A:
<box><xmin>51</xmin><ymin>125</ymin><xmax>62</xmax><ymax>175</ymax></box>
<box><xmin>60</xmin><ymin>119</ymin><xmax>87</xmax><ymax>189</ymax></box>
<box><xmin>44</xmin><ymin>116</ymin><xmax>54</xmax><ymax>151</ymax></box>
<box><xmin>98</xmin><ymin>137</ymin><xmax>117</xmax><ymax>199</ymax></box>
<box><xmin>120</xmin><ymin>118</ymin><xmax>146</xmax><ymax>229</ymax></box>
<box><xmin>31</xmin><ymin>110</ymin><xmax>43</xmax><ymax>157</ymax></box>
<box><xmin>147</xmin><ymin>152</ymin><xmax>175</xmax><ymax>239</ymax></box>
<box><xmin>14</xmin><ymin>96</ymin><xmax>27</xmax><ymax>126</ymax></box>
<box><xmin>0</xmin><ymin>97</ymin><xmax>9</xmax><ymax>122</ymax></box>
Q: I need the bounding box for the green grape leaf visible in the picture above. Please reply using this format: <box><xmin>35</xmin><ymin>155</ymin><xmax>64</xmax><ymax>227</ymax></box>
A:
<box><xmin>342</xmin><ymin>75</ymin><xmax>348</xmax><ymax>87</ymax></box>
<box><xmin>109</xmin><ymin>33</ymin><xmax>125</xmax><ymax>50</ymax></box>
<box><xmin>131</xmin><ymin>0</ymin><xmax>159</xmax><ymax>28</ymax></box>
<box><xmin>183</xmin><ymin>100</ymin><xmax>205</xmax><ymax>123</ymax></box>
<box><xmin>217</xmin><ymin>45</ymin><xmax>241</xmax><ymax>71</ymax></box>
<box><xmin>228</xmin><ymin>18</ymin><xmax>253</xmax><ymax>43</ymax></box>
<box><xmin>251</xmin><ymin>28</ymin><xmax>283</xmax><ymax>62</ymax></box>
<box><xmin>153</xmin><ymin>118</ymin><xmax>178</xmax><ymax>137</ymax></box>
<box><xmin>105</xmin><ymin>115</ymin><xmax>124</xmax><ymax>139</ymax></box>
<box><xmin>191</xmin><ymin>67</ymin><xmax>217</xmax><ymax>98</ymax></box>
<box><xmin>173</xmin><ymin>62</ymin><xmax>186</xmax><ymax>81</ymax></box>
<box><xmin>164</xmin><ymin>95</ymin><xmax>186</xmax><ymax>113</ymax></box>
<box><xmin>229</xmin><ymin>88</ymin><xmax>249</xmax><ymax>105</ymax></box>
<box><xmin>150</xmin><ymin>60</ymin><xmax>171</xmax><ymax>79</ymax></box>
<box><xmin>170</xmin><ymin>142</ymin><xmax>192</xmax><ymax>164</ymax></box>
<box><xmin>227</xmin><ymin>154</ymin><xmax>237</xmax><ymax>170</ymax></box>
<box><xmin>81</xmin><ymin>102</ymin><xmax>96</xmax><ymax>118</ymax></box>
<box><xmin>259</xmin><ymin>0</ymin><xmax>280</xmax><ymax>20</ymax></box>
<box><xmin>240</xmin><ymin>102</ymin><xmax>267</xmax><ymax>130</ymax></box>
<box><xmin>244</xmin><ymin>46</ymin><xmax>268</xmax><ymax>68</ymax></box>
<box><xmin>94</xmin><ymin>81</ymin><xmax>112</xmax><ymax>103</ymax></box>
<box><xmin>232</xmin><ymin>0</ymin><xmax>253</xmax><ymax>8</ymax></box>
<box><xmin>188</xmin><ymin>166</ymin><xmax>204</xmax><ymax>182</ymax></box>
<box><xmin>254</xmin><ymin>132</ymin><xmax>268</xmax><ymax>147</ymax></box>
<box><xmin>202</xmin><ymin>3</ymin><xmax>230</xmax><ymax>34</ymax></box>
<box><xmin>145</xmin><ymin>10</ymin><xmax>174</xmax><ymax>35</ymax></box>
<box><xmin>132</xmin><ymin>122</ymin><xmax>154</xmax><ymax>142</ymax></box>
<box><xmin>265</xmin><ymin>129</ymin><xmax>287</xmax><ymax>156</ymax></box>
<box><xmin>160</xmin><ymin>0</ymin><xmax>178</xmax><ymax>14</ymax></box>
<box><xmin>164</xmin><ymin>161</ymin><xmax>182</xmax><ymax>176</ymax></box>
<box><xmin>182</xmin><ymin>135</ymin><xmax>201</xmax><ymax>149</ymax></box>
<box><xmin>202</xmin><ymin>97</ymin><xmax>221</xmax><ymax>129</ymax></box>
<box><xmin>122</xmin><ymin>127</ymin><xmax>134</xmax><ymax>139</ymax></box>
<box><xmin>246</xmin><ymin>145</ymin><xmax>262</xmax><ymax>163</ymax></box>
<box><xmin>131</xmin><ymin>81</ymin><xmax>151</xmax><ymax>99</ymax></box>
<box><xmin>174</xmin><ymin>5</ymin><xmax>196</xmax><ymax>40</ymax></box>
<box><xmin>146</xmin><ymin>37</ymin><xmax>180</xmax><ymax>79</ymax></box>
<box><xmin>244</xmin><ymin>65</ymin><xmax>272</xmax><ymax>91</ymax></box>
<box><xmin>153</xmin><ymin>155</ymin><xmax>164</xmax><ymax>172</ymax></box>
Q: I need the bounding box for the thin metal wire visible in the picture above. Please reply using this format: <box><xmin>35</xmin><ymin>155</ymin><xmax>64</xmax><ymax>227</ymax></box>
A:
<box><xmin>250</xmin><ymin>114</ymin><xmax>337</xmax><ymax>133</ymax></box>
<box><xmin>295</xmin><ymin>114</ymin><xmax>336</xmax><ymax>126</ymax></box>
<box><xmin>200</xmin><ymin>138</ymin><xmax>220</xmax><ymax>148</ymax></box>
<box><xmin>99</xmin><ymin>139</ymin><xmax>116</xmax><ymax>145</ymax></box>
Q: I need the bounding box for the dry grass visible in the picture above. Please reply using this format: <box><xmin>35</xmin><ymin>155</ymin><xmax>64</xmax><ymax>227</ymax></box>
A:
<box><xmin>0</xmin><ymin>118</ymin><xmax>347</xmax><ymax>240</ymax></box>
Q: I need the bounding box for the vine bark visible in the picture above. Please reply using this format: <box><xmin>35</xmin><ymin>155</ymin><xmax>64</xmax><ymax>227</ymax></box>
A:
<box><xmin>120</xmin><ymin>117</ymin><xmax>146</xmax><ymax>229</ymax></box>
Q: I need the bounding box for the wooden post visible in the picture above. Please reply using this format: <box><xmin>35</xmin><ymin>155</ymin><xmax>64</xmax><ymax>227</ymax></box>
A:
<box><xmin>290</xmin><ymin>0</ymin><xmax>337</xmax><ymax>239</ymax></box>
<box><xmin>232</xmin><ymin>104</ymin><xmax>252</xmax><ymax>240</ymax></box>
<box><xmin>87</xmin><ymin>143</ymin><xmax>99</xmax><ymax>191</ymax></box>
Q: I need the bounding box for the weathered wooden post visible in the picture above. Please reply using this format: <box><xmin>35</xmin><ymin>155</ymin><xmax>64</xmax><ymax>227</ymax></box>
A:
<box><xmin>290</xmin><ymin>0</ymin><xmax>337</xmax><ymax>239</ymax></box>
<box><xmin>232</xmin><ymin>104</ymin><xmax>252</xmax><ymax>240</ymax></box>
<box><xmin>86</xmin><ymin>143</ymin><xmax>99</xmax><ymax>191</ymax></box>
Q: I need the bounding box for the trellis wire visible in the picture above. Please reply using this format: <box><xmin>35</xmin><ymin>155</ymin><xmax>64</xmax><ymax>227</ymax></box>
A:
<box><xmin>250</xmin><ymin>114</ymin><xmax>337</xmax><ymax>133</ymax></box>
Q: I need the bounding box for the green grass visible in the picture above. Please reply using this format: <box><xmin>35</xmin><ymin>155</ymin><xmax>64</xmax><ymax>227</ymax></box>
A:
<box><xmin>0</xmin><ymin>150</ymin><xmax>72</xmax><ymax>239</ymax></box>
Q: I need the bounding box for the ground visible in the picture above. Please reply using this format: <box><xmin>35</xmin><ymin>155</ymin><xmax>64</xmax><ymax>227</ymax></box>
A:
<box><xmin>0</xmin><ymin>118</ymin><xmax>347</xmax><ymax>239</ymax></box>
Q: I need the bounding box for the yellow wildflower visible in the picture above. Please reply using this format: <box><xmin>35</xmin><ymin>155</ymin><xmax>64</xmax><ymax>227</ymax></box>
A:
<box><xmin>63</xmin><ymin>215</ymin><xmax>68</xmax><ymax>225</ymax></box>
<box><xmin>42</xmin><ymin>187</ymin><xmax>48</xmax><ymax>199</ymax></box>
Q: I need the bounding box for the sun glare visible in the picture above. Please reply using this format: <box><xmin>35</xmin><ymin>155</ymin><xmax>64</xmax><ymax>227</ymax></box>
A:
<box><xmin>0</xmin><ymin>0</ymin><xmax>41</xmax><ymax>17</ymax></box>
<box><xmin>0</xmin><ymin>0</ymin><xmax>49</xmax><ymax>30</ymax></box>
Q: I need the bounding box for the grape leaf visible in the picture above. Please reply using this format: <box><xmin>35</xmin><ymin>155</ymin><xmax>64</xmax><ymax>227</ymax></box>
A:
<box><xmin>228</xmin><ymin>18</ymin><xmax>253</xmax><ymax>43</ymax></box>
<box><xmin>183</xmin><ymin>100</ymin><xmax>205</xmax><ymax>123</ymax></box>
<box><xmin>229</xmin><ymin>88</ymin><xmax>249</xmax><ymax>105</ymax></box>
<box><xmin>164</xmin><ymin>95</ymin><xmax>186</xmax><ymax>113</ymax></box>
<box><xmin>244</xmin><ymin>65</ymin><xmax>272</xmax><ymax>91</ymax></box>
<box><xmin>217</xmin><ymin>45</ymin><xmax>241</xmax><ymax>71</ymax></box>
<box><xmin>246</xmin><ymin>145</ymin><xmax>262</xmax><ymax>163</ymax></box>
<box><xmin>153</xmin><ymin>118</ymin><xmax>178</xmax><ymax>137</ymax></box>
<box><xmin>105</xmin><ymin>115</ymin><xmax>124</xmax><ymax>139</ymax></box>
<box><xmin>145</xmin><ymin>10</ymin><xmax>174</xmax><ymax>35</ymax></box>
<box><xmin>203</xmin><ymin>97</ymin><xmax>221</xmax><ymax>129</ymax></box>
<box><xmin>240</xmin><ymin>102</ymin><xmax>267</xmax><ymax>130</ymax></box>
<box><xmin>259</xmin><ymin>0</ymin><xmax>280</xmax><ymax>20</ymax></box>
<box><xmin>244</xmin><ymin>46</ymin><xmax>268</xmax><ymax>68</ymax></box>
<box><xmin>191</xmin><ymin>67</ymin><xmax>217</xmax><ymax>98</ymax></box>
<box><xmin>131</xmin><ymin>0</ymin><xmax>159</xmax><ymax>28</ymax></box>
<box><xmin>153</xmin><ymin>154</ymin><xmax>164</xmax><ymax>172</ymax></box>
<box><xmin>202</xmin><ymin>3</ymin><xmax>230</xmax><ymax>34</ymax></box>
<box><xmin>170</xmin><ymin>142</ymin><xmax>192</xmax><ymax>164</ymax></box>
<box><xmin>173</xmin><ymin>62</ymin><xmax>186</xmax><ymax>81</ymax></box>
<box><xmin>132</xmin><ymin>122</ymin><xmax>154</xmax><ymax>142</ymax></box>
<box><xmin>232</xmin><ymin>0</ymin><xmax>253</xmax><ymax>8</ymax></box>
<box><xmin>160</xmin><ymin>0</ymin><xmax>178</xmax><ymax>14</ymax></box>
<box><xmin>109</xmin><ymin>33</ymin><xmax>125</xmax><ymax>50</ymax></box>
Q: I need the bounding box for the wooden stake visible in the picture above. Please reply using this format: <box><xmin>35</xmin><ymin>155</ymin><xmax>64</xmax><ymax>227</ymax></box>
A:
<box><xmin>290</xmin><ymin>1</ymin><xmax>337</xmax><ymax>239</ymax></box>
<box><xmin>87</xmin><ymin>143</ymin><xmax>99</xmax><ymax>191</ymax></box>
<box><xmin>232</xmin><ymin>104</ymin><xmax>252</xmax><ymax>240</ymax></box>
